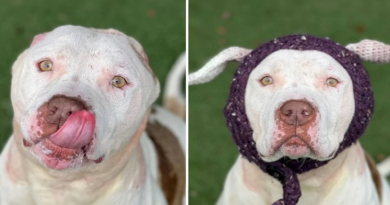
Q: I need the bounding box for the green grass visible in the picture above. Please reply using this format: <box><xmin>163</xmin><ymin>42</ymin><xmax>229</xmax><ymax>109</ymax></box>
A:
<box><xmin>189</xmin><ymin>0</ymin><xmax>390</xmax><ymax>204</ymax></box>
<box><xmin>0</xmin><ymin>0</ymin><xmax>185</xmax><ymax>149</ymax></box>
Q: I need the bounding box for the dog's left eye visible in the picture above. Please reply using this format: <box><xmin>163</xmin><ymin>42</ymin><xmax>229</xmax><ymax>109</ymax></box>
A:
<box><xmin>259</xmin><ymin>76</ymin><xmax>273</xmax><ymax>86</ymax></box>
<box><xmin>112</xmin><ymin>76</ymin><xmax>127</xmax><ymax>88</ymax></box>
<box><xmin>38</xmin><ymin>60</ymin><xmax>53</xmax><ymax>71</ymax></box>
<box><xmin>326</xmin><ymin>78</ymin><xmax>339</xmax><ymax>87</ymax></box>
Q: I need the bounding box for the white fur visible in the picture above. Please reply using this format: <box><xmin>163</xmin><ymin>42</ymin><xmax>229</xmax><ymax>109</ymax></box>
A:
<box><xmin>0</xmin><ymin>25</ymin><xmax>185</xmax><ymax>205</ymax></box>
<box><xmin>378</xmin><ymin>158</ymin><xmax>390</xmax><ymax>176</ymax></box>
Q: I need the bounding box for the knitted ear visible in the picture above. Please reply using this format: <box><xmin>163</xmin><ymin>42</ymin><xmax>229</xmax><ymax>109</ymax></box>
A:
<box><xmin>188</xmin><ymin>47</ymin><xmax>252</xmax><ymax>85</ymax></box>
<box><xmin>346</xmin><ymin>39</ymin><xmax>390</xmax><ymax>63</ymax></box>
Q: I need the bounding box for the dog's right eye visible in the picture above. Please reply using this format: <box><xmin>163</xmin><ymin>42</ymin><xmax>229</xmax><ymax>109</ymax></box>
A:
<box><xmin>112</xmin><ymin>76</ymin><xmax>127</xmax><ymax>88</ymax></box>
<box><xmin>38</xmin><ymin>60</ymin><xmax>53</xmax><ymax>71</ymax></box>
<box><xmin>326</xmin><ymin>78</ymin><xmax>339</xmax><ymax>87</ymax></box>
<box><xmin>259</xmin><ymin>76</ymin><xmax>273</xmax><ymax>86</ymax></box>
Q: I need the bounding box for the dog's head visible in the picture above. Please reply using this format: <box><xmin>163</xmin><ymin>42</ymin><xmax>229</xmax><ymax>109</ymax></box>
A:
<box><xmin>189</xmin><ymin>35</ymin><xmax>390</xmax><ymax>165</ymax></box>
<box><xmin>11</xmin><ymin>25</ymin><xmax>159</xmax><ymax>170</ymax></box>
<box><xmin>245</xmin><ymin>49</ymin><xmax>356</xmax><ymax>162</ymax></box>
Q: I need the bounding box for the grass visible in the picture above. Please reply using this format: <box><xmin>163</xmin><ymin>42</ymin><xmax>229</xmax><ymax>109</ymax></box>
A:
<box><xmin>189</xmin><ymin>0</ymin><xmax>390</xmax><ymax>204</ymax></box>
<box><xmin>0</xmin><ymin>0</ymin><xmax>185</xmax><ymax>148</ymax></box>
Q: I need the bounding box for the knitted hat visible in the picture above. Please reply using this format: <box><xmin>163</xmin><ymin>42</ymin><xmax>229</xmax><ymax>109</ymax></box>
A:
<box><xmin>189</xmin><ymin>34</ymin><xmax>390</xmax><ymax>205</ymax></box>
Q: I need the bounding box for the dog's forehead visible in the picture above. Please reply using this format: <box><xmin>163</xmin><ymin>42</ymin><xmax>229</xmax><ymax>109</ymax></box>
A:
<box><xmin>250</xmin><ymin>49</ymin><xmax>347</xmax><ymax>77</ymax></box>
<box><xmin>23</xmin><ymin>26</ymin><xmax>157</xmax><ymax>83</ymax></box>
<box><xmin>31</xmin><ymin>26</ymin><xmax>136</xmax><ymax>62</ymax></box>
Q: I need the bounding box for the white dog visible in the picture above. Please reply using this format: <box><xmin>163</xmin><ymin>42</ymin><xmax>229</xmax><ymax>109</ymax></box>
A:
<box><xmin>0</xmin><ymin>25</ymin><xmax>185</xmax><ymax>205</ymax></box>
<box><xmin>189</xmin><ymin>36</ymin><xmax>390</xmax><ymax>205</ymax></box>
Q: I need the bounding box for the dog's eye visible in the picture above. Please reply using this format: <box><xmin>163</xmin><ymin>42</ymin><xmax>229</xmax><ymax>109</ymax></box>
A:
<box><xmin>38</xmin><ymin>60</ymin><xmax>53</xmax><ymax>71</ymax></box>
<box><xmin>260</xmin><ymin>76</ymin><xmax>273</xmax><ymax>86</ymax></box>
<box><xmin>326</xmin><ymin>78</ymin><xmax>339</xmax><ymax>87</ymax></box>
<box><xmin>112</xmin><ymin>76</ymin><xmax>127</xmax><ymax>88</ymax></box>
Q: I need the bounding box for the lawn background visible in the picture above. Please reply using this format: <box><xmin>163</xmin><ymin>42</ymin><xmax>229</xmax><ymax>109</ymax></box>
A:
<box><xmin>189</xmin><ymin>1</ymin><xmax>390</xmax><ymax>204</ymax></box>
<box><xmin>0</xmin><ymin>0</ymin><xmax>185</xmax><ymax>149</ymax></box>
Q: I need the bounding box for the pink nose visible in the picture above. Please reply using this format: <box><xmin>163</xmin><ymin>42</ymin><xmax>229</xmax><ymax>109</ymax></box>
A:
<box><xmin>279</xmin><ymin>100</ymin><xmax>315</xmax><ymax>126</ymax></box>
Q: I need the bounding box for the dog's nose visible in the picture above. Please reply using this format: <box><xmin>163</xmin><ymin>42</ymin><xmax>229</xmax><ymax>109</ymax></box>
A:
<box><xmin>45</xmin><ymin>97</ymin><xmax>85</xmax><ymax>126</ymax></box>
<box><xmin>279</xmin><ymin>100</ymin><xmax>314</xmax><ymax>125</ymax></box>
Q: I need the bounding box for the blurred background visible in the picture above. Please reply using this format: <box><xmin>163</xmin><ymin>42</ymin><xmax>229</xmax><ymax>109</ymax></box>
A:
<box><xmin>0</xmin><ymin>0</ymin><xmax>185</xmax><ymax>148</ymax></box>
<box><xmin>189</xmin><ymin>0</ymin><xmax>390</xmax><ymax>204</ymax></box>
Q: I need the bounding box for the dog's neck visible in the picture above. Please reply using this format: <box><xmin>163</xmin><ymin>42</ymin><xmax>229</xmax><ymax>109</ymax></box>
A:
<box><xmin>6</xmin><ymin>114</ymin><xmax>149</xmax><ymax>203</ymax></box>
<box><xmin>241</xmin><ymin>143</ymin><xmax>375</xmax><ymax>203</ymax></box>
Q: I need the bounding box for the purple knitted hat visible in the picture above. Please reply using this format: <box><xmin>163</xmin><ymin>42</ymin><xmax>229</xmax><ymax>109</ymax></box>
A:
<box><xmin>223</xmin><ymin>34</ymin><xmax>374</xmax><ymax>205</ymax></box>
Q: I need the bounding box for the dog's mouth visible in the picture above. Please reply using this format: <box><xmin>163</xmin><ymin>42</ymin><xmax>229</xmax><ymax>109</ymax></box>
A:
<box><xmin>272</xmin><ymin>135</ymin><xmax>315</xmax><ymax>158</ymax></box>
<box><xmin>23</xmin><ymin>95</ymin><xmax>103</xmax><ymax>169</ymax></box>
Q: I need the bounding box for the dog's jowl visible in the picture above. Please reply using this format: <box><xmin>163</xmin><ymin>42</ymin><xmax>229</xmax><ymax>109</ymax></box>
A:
<box><xmin>189</xmin><ymin>34</ymin><xmax>390</xmax><ymax>205</ymax></box>
<box><xmin>0</xmin><ymin>25</ymin><xmax>185</xmax><ymax>205</ymax></box>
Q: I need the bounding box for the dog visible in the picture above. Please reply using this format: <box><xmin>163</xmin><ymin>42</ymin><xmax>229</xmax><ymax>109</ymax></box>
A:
<box><xmin>189</xmin><ymin>35</ymin><xmax>390</xmax><ymax>205</ymax></box>
<box><xmin>0</xmin><ymin>25</ymin><xmax>185</xmax><ymax>205</ymax></box>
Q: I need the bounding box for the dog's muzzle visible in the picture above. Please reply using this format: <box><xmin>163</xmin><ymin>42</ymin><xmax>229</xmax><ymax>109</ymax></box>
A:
<box><xmin>23</xmin><ymin>95</ymin><xmax>100</xmax><ymax>170</ymax></box>
<box><xmin>272</xmin><ymin>100</ymin><xmax>318</xmax><ymax>158</ymax></box>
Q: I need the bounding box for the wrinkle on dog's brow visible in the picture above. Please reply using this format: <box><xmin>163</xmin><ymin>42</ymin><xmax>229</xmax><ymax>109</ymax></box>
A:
<box><xmin>292</xmin><ymin>82</ymin><xmax>298</xmax><ymax>88</ymax></box>
<box><xmin>57</xmin><ymin>53</ymin><xmax>66</xmax><ymax>60</ymax></box>
<box><xmin>127</xmin><ymin>41</ymin><xmax>157</xmax><ymax>84</ymax></box>
<box><xmin>72</xmin><ymin>76</ymin><xmax>79</xmax><ymax>82</ymax></box>
<box><xmin>90</xmin><ymin>51</ymin><xmax>101</xmax><ymax>58</ymax></box>
<box><xmin>272</xmin><ymin>62</ymin><xmax>284</xmax><ymax>74</ymax></box>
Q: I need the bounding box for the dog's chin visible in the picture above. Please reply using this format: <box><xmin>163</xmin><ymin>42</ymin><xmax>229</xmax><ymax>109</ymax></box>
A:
<box><xmin>259</xmin><ymin>139</ymin><xmax>336</xmax><ymax>162</ymax></box>
<box><xmin>23</xmin><ymin>136</ymin><xmax>104</xmax><ymax>170</ymax></box>
<box><xmin>279</xmin><ymin>137</ymin><xmax>312</xmax><ymax>158</ymax></box>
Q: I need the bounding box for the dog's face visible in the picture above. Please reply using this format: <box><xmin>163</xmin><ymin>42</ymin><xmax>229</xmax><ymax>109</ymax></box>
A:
<box><xmin>245</xmin><ymin>50</ymin><xmax>355</xmax><ymax>162</ymax></box>
<box><xmin>11</xmin><ymin>25</ymin><xmax>159</xmax><ymax>170</ymax></box>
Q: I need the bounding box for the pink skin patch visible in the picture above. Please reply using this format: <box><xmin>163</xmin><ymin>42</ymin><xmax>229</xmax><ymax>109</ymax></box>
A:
<box><xmin>280</xmin><ymin>136</ymin><xmax>311</xmax><ymax>157</ymax></box>
<box><xmin>37</xmin><ymin>139</ymin><xmax>83</xmax><ymax>169</ymax></box>
<box><xmin>270</xmin><ymin>106</ymin><xmax>319</xmax><ymax>158</ymax></box>
<box><xmin>6</xmin><ymin>146</ymin><xmax>17</xmax><ymax>183</ymax></box>
<box><xmin>30</xmin><ymin>33</ymin><xmax>48</xmax><ymax>47</ymax></box>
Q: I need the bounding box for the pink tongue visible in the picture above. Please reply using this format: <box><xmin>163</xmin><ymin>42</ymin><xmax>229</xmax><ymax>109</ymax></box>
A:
<box><xmin>48</xmin><ymin>110</ymin><xmax>96</xmax><ymax>149</ymax></box>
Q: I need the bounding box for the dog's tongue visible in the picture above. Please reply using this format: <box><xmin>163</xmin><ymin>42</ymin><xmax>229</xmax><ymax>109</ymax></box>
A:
<box><xmin>48</xmin><ymin>110</ymin><xmax>95</xmax><ymax>149</ymax></box>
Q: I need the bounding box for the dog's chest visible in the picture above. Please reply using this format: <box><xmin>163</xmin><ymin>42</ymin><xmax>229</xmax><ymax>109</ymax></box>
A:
<box><xmin>1</xmin><ymin>166</ymin><xmax>153</xmax><ymax>205</ymax></box>
<box><xmin>2</xmin><ymin>171</ymin><xmax>122</xmax><ymax>205</ymax></box>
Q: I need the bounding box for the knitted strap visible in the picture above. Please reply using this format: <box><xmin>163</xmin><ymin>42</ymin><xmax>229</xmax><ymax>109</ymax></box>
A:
<box><xmin>266</xmin><ymin>165</ymin><xmax>301</xmax><ymax>205</ymax></box>
<box><xmin>346</xmin><ymin>39</ymin><xmax>390</xmax><ymax>63</ymax></box>
<box><xmin>188</xmin><ymin>47</ymin><xmax>251</xmax><ymax>85</ymax></box>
